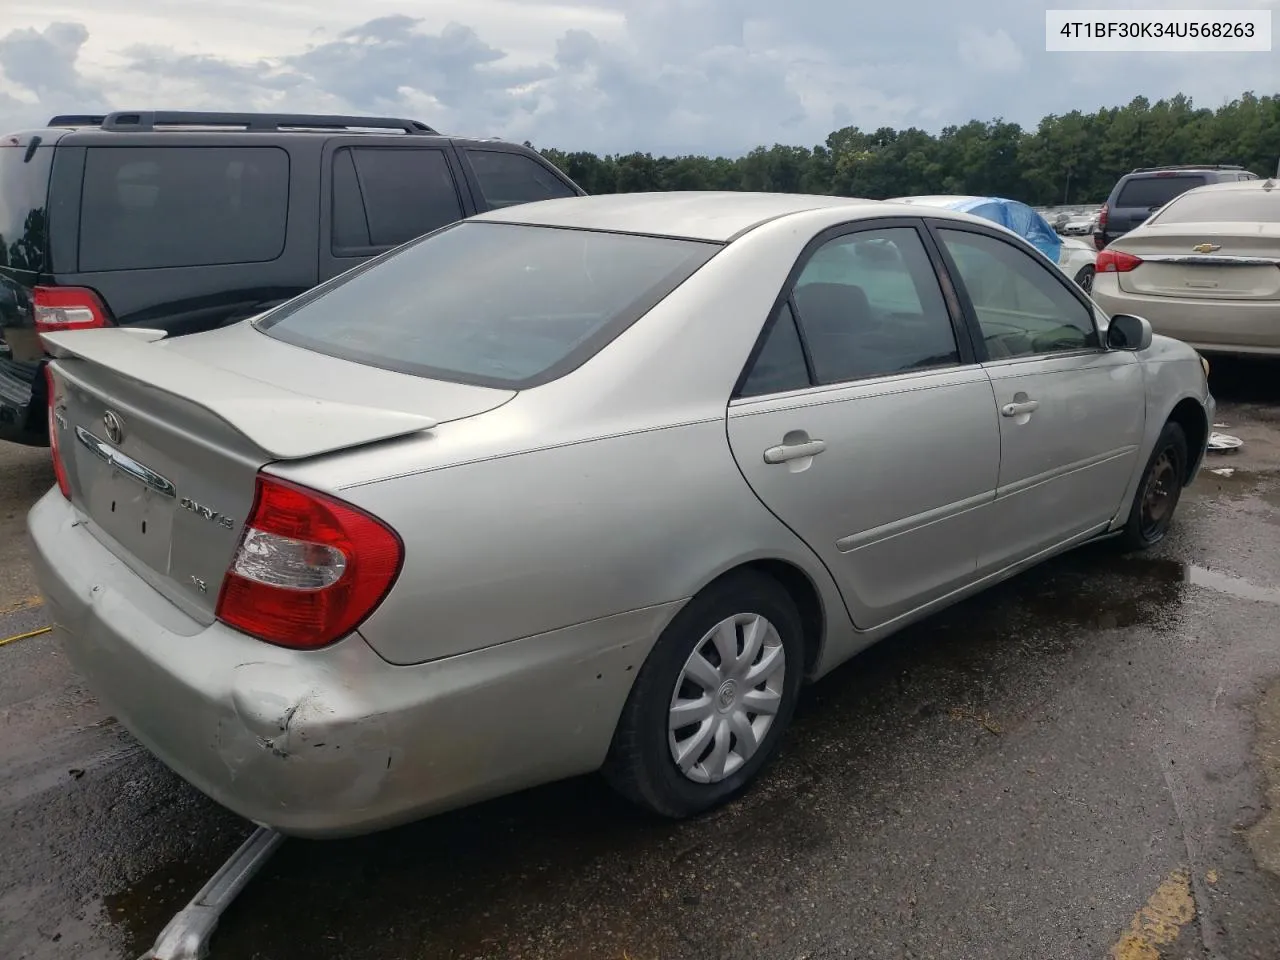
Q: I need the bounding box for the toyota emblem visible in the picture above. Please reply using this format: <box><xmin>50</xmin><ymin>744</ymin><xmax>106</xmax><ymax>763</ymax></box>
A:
<box><xmin>103</xmin><ymin>410</ymin><xmax>125</xmax><ymax>445</ymax></box>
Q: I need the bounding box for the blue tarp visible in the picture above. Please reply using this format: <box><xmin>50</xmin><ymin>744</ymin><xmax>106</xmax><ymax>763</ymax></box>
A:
<box><xmin>897</xmin><ymin>195</ymin><xmax>1063</xmax><ymax>263</ymax></box>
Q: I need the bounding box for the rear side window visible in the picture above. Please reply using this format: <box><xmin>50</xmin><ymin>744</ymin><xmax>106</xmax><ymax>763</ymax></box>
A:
<box><xmin>0</xmin><ymin>144</ymin><xmax>54</xmax><ymax>273</ymax></box>
<box><xmin>331</xmin><ymin>147</ymin><xmax>464</xmax><ymax>254</ymax></box>
<box><xmin>464</xmin><ymin>149</ymin><xmax>577</xmax><ymax>208</ymax></box>
<box><xmin>79</xmin><ymin>146</ymin><xmax>289</xmax><ymax>272</ymax></box>
<box><xmin>1115</xmin><ymin>175</ymin><xmax>1207</xmax><ymax>210</ymax></box>
<box><xmin>1152</xmin><ymin>189</ymin><xmax>1279</xmax><ymax>224</ymax></box>
<box><xmin>258</xmin><ymin>222</ymin><xmax>718</xmax><ymax>388</ymax></box>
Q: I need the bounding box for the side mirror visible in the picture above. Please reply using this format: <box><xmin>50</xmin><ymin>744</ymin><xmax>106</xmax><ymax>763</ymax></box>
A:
<box><xmin>1107</xmin><ymin>313</ymin><xmax>1153</xmax><ymax>351</ymax></box>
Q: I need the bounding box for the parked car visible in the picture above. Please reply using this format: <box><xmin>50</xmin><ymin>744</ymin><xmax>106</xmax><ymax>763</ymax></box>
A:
<box><xmin>0</xmin><ymin>110</ymin><xmax>585</xmax><ymax>446</ymax></box>
<box><xmin>1094</xmin><ymin>164</ymin><xmax>1259</xmax><ymax>250</ymax></box>
<box><xmin>1060</xmin><ymin>211</ymin><xmax>1098</xmax><ymax>236</ymax></box>
<box><xmin>892</xmin><ymin>195</ymin><xmax>1098</xmax><ymax>291</ymax></box>
<box><xmin>1091</xmin><ymin>177</ymin><xmax>1280</xmax><ymax>357</ymax></box>
<box><xmin>30</xmin><ymin>192</ymin><xmax>1213</xmax><ymax>838</ymax></box>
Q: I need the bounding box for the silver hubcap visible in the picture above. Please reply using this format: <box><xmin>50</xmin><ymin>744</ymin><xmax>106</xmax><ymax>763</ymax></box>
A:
<box><xmin>667</xmin><ymin>613</ymin><xmax>786</xmax><ymax>784</ymax></box>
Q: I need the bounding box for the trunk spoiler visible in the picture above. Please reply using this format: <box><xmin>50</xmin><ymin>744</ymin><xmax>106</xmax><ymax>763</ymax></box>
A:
<box><xmin>42</xmin><ymin>328</ymin><xmax>438</xmax><ymax>460</ymax></box>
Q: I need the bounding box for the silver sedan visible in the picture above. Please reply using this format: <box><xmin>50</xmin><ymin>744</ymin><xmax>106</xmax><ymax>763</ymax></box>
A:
<box><xmin>30</xmin><ymin>192</ymin><xmax>1213</xmax><ymax>837</ymax></box>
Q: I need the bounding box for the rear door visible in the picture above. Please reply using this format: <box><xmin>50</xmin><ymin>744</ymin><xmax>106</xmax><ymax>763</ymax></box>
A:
<box><xmin>1112</xmin><ymin>174</ymin><xmax>1208</xmax><ymax>236</ymax></box>
<box><xmin>930</xmin><ymin>221</ymin><xmax>1145</xmax><ymax>569</ymax></box>
<box><xmin>456</xmin><ymin>146</ymin><xmax>581</xmax><ymax>210</ymax></box>
<box><xmin>319</xmin><ymin>140</ymin><xmax>473</xmax><ymax>282</ymax></box>
<box><xmin>726</xmin><ymin>219</ymin><xmax>1000</xmax><ymax>630</ymax></box>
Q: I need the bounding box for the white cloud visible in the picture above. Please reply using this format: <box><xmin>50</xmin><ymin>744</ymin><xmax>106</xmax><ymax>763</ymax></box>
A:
<box><xmin>0</xmin><ymin>0</ymin><xmax>1276</xmax><ymax>155</ymax></box>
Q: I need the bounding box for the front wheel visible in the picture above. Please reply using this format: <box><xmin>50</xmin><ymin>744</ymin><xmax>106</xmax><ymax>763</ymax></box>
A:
<box><xmin>602</xmin><ymin>571</ymin><xmax>805</xmax><ymax>818</ymax></box>
<box><xmin>1118</xmin><ymin>421</ymin><xmax>1188</xmax><ymax>551</ymax></box>
<box><xmin>1074</xmin><ymin>264</ymin><xmax>1095</xmax><ymax>294</ymax></box>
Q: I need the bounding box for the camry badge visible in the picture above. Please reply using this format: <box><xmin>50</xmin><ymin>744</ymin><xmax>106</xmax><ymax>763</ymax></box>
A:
<box><xmin>1192</xmin><ymin>243</ymin><xmax>1221</xmax><ymax>254</ymax></box>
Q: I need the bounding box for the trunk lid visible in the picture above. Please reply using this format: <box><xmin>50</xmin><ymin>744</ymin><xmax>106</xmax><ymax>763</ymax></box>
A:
<box><xmin>1115</xmin><ymin>224</ymin><xmax>1280</xmax><ymax>301</ymax></box>
<box><xmin>44</xmin><ymin>323</ymin><xmax>514</xmax><ymax>623</ymax></box>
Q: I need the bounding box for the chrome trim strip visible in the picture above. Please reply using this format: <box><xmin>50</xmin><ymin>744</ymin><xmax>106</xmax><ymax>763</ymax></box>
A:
<box><xmin>1138</xmin><ymin>254</ymin><xmax>1280</xmax><ymax>266</ymax></box>
<box><xmin>74</xmin><ymin>426</ymin><xmax>177</xmax><ymax>499</ymax></box>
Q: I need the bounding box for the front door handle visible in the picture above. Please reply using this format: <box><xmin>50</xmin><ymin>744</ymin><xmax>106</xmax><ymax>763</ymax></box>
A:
<box><xmin>1001</xmin><ymin>400</ymin><xmax>1040</xmax><ymax>417</ymax></box>
<box><xmin>763</xmin><ymin>438</ymin><xmax>827</xmax><ymax>464</ymax></box>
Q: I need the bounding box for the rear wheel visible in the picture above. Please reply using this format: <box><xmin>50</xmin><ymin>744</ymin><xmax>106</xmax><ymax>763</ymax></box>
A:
<box><xmin>1119</xmin><ymin>421</ymin><xmax>1187</xmax><ymax>551</ymax></box>
<box><xmin>603</xmin><ymin>571</ymin><xmax>804</xmax><ymax>818</ymax></box>
<box><xmin>1074</xmin><ymin>264</ymin><xmax>1095</xmax><ymax>294</ymax></box>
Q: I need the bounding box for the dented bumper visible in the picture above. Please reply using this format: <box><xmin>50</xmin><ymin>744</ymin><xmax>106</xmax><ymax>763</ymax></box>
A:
<box><xmin>28</xmin><ymin>489</ymin><xmax>673</xmax><ymax>838</ymax></box>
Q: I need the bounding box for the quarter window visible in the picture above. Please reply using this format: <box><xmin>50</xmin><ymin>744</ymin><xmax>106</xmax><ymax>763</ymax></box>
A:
<box><xmin>739</xmin><ymin>302</ymin><xmax>811</xmax><ymax>397</ymax></box>
<box><xmin>789</xmin><ymin>227</ymin><xmax>960</xmax><ymax>385</ymax></box>
<box><xmin>937</xmin><ymin>229</ymin><xmax>1098</xmax><ymax>359</ymax></box>
<box><xmin>464</xmin><ymin>150</ymin><xmax>577</xmax><ymax>208</ymax></box>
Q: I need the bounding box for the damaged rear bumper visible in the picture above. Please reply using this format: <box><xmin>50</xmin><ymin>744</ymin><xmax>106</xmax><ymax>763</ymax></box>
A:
<box><xmin>28</xmin><ymin>489</ymin><xmax>673</xmax><ymax>838</ymax></box>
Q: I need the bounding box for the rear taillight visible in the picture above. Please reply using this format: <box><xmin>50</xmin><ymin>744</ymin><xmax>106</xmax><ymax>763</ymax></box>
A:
<box><xmin>1093</xmin><ymin>207</ymin><xmax>1109</xmax><ymax>250</ymax></box>
<box><xmin>1096</xmin><ymin>249</ymin><xmax>1143</xmax><ymax>273</ymax></box>
<box><xmin>44</xmin><ymin>366</ymin><xmax>71</xmax><ymax>500</ymax></box>
<box><xmin>215</xmin><ymin>474</ymin><xmax>403</xmax><ymax>650</ymax></box>
<box><xmin>33</xmin><ymin>286</ymin><xmax>109</xmax><ymax>340</ymax></box>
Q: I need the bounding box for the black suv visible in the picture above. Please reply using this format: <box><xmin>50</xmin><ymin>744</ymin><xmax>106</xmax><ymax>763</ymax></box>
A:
<box><xmin>1094</xmin><ymin>164</ymin><xmax>1259</xmax><ymax>250</ymax></box>
<box><xmin>0</xmin><ymin>110</ymin><xmax>584</xmax><ymax>446</ymax></box>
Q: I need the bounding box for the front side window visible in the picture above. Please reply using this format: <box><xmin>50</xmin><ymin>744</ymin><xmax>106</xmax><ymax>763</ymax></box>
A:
<box><xmin>258</xmin><ymin>222</ymin><xmax>718</xmax><ymax>388</ymax></box>
<box><xmin>937</xmin><ymin>229</ymin><xmax>1098</xmax><ymax>359</ymax></box>
<box><xmin>331</xmin><ymin>147</ymin><xmax>463</xmax><ymax>254</ymax></box>
<box><xmin>79</xmin><ymin>146</ymin><xmax>289</xmax><ymax>272</ymax></box>
<box><xmin>789</xmin><ymin>227</ymin><xmax>959</xmax><ymax>385</ymax></box>
<box><xmin>465</xmin><ymin>150</ymin><xmax>577</xmax><ymax>208</ymax></box>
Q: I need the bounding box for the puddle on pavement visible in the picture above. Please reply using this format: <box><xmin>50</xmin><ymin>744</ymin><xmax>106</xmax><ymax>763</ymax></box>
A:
<box><xmin>1182</xmin><ymin>563</ymin><xmax>1280</xmax><ymax>606</ymax></box>
<box><xmin>1193</xmin><ymin>466</ymin><xmax>1280</xmax><ymax>509</ymax></box>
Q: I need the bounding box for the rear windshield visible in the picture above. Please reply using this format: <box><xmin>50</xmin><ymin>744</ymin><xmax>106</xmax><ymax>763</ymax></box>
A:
<box><xmin>256</xmin><ymin>221</ymin><xmax>719</xmax><ymax>388</ymax></box>
<box><xmin>0</xmin><ymin>144</ymin><xmax>54</xmax><ymax>274</ymax></box>
<box><xmin>1115</xmin><ymin>175</ymin><xmax>1207</xmax><ymax>210</ymax></box>
<box><xmin>1151</xmin><ymin>189</ymin><xmax>1280</xmax><ymax>224</ymax></box>
<box><xmin>78</xmin><ymin>146</ymin><xmax>290</xmax><ymax>272</ymax></box>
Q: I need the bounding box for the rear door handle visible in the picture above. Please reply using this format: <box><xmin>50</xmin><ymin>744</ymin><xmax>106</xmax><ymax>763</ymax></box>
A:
<box><xmin>763</xmin><ymin>439</ymin><xmax>827</xmax><ymax>464</ymax></box>
<box><xmin>1001</xmin><ymin>400</ymin><xmax>1040</xmax><ymax>417</ymax></box>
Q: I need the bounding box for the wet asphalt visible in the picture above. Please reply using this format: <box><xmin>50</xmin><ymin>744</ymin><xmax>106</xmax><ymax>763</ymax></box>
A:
<box><xmin>2</xmin><ymin>360</ymin><xmax>1280</xmax><ymax>960</ymax></box>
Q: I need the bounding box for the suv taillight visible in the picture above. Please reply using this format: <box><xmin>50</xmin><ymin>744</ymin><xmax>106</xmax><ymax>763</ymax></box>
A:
<box><xmin>33</xmin><ymin>286</ymin><xmax>109</xmax><ymax>340</ymax></box>
<box><xmin>45</xmin><ymin>365</ymin><xmax>71</xmax><ymax>499</ymax></box>
<box><xmin>1093</xmin><ymin>207</ymin><xmax>1109</xmax><ymax>250</ymax></box>
<box><xmin>1096</xmin><ymin>249</ymin><xmax>1143</xmax><ymax>273</ymax></box>
<box><xmin>215</xmin><ymin>475</ymin><xmax>404</xmax><ymax>649</ymax></box>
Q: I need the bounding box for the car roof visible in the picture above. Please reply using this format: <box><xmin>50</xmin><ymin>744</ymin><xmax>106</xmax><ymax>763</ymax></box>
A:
<box><xmin>1173</xmin><ymin>178</ymin><xmax>1277</xmax><ymax>195</ymax></box>
<box><xmin>473</xmin><ymin>191</ymin><xmax>897</xmax><ymax>242</ymax></box>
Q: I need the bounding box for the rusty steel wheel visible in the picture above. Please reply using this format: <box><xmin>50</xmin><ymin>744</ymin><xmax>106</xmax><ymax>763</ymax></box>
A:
<box><xmin>1120</xmin><ymin>421</ymin><xmax>1188</xmax><ymax>551</ymax></box>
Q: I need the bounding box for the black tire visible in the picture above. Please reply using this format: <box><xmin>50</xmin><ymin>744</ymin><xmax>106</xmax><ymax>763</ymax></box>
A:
<box><xmin>1118</xmin><ymin>421</ymin><xmax>1188</xmax><ymax>551</ymax></box>
<box><xmin>602</xmin><ymin>570</ymin><xmax>805</xmax><ymax>818</ymax></box>
<box><xmin>1075</xmin><ymin>264</ymin><xmax>1095</xmax><ymax>294</ymax></box>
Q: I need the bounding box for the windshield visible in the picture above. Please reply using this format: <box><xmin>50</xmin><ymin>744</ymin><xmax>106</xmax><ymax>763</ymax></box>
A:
<box><xmin>1151</xmin><ymin>188</ymin><xmax>1280</xmax><ymax>224</ymax></box>
<box><xmin>257</xmin><ymin>221</ymin><xmax>719</xmax><ymax>388</ymax></box>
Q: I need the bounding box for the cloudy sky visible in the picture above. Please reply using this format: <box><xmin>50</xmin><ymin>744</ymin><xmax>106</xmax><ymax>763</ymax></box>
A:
<box><xmin>1</xmin><ymin>0</ymin><xmax>1275</xmax><ymax>155</ymax></box>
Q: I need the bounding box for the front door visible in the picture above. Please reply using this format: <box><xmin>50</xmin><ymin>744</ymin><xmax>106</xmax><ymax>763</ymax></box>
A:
<box><xmin>726</xmin><ymin>221</ymin><xmax>1000</xmax><ymax>630</ymax></box>
<box><xmin>930</xmin><ymin>224</ymin><xmax>1146</xmax><ymax>570</ymax></box>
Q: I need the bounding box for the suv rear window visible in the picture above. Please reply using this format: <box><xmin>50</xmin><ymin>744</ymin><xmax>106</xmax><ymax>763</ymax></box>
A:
<box><xmin>464</xmin><ymin>149</ymin><xmax>577</xmax><ymax>208</ymax></box>
<box><xmin>79</xmin><ymin>146</ymin><xmax>289</xmax><ymax>272</ymax></box>
<box><xmin>257</xmin><ymin>221</ymin><xmax>718</xmax><ymax>388</ymax></box>
<box><xmin>1115</xmin><ymin>175</ymin><xmax>1207</xmax><ymax>210</ymax></box>
<box><xmin>1151</xmin><ymin>189</ymin><xmax>1279</xmax><ymax>224</ymax></box>
<box><xmin>0</xmin><ymin>144</ymin><xmax>54</xmax><ymax>274</ymax></box>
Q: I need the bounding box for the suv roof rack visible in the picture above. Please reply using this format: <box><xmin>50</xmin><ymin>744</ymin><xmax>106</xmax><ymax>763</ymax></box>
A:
<box><xmin>47</xmin><ymin>114</ymin><xmax>108</xmax><ymax>128</ymax></box>
<box><xmin>52</xmin><ymin>111</ymin><xmax>438</xmax><ymax>135</ymax></box>
<box><xmin>1130</xmin><ymin>164</ymin><xmax>1244</xmax><ymax>173</ymax></box>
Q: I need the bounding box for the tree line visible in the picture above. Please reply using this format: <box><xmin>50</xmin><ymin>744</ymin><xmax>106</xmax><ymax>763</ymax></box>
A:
<box><xmin>536</xmin><ymin>92</ymin><xmax>1279</xmax><ymax>207</ymax></box>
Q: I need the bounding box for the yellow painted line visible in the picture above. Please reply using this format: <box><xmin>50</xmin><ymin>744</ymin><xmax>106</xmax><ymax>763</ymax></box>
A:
<box><xmin>1111</xmin><ymin>869</ymin><xmax>1196</xmax><ymax>960</ymax></box>
<box><xmin>0</xmin><ymin>595</ymin><xmax>44</xmax><ymax>616</ymax></box>
<box><xmin>0</xmin><ymin>626</ymin><xmax>52</xmax><ymax>648</ymax></box>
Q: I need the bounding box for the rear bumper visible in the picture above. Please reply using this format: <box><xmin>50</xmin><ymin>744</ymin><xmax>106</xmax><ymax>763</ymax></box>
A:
<box><xmin>0</xmin><ymin>357</ymin><xmax>46</xmax><ymax>446</ymax></box>
<box><xmin>28</xmin><ymin>489</ymin><xmax>671</xmax><ymax>837</ymax></box>
<box><xmin>1093</xmin><ymin>277</ymin><xmax>1280</xmax><ymax>356</ymax></box>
